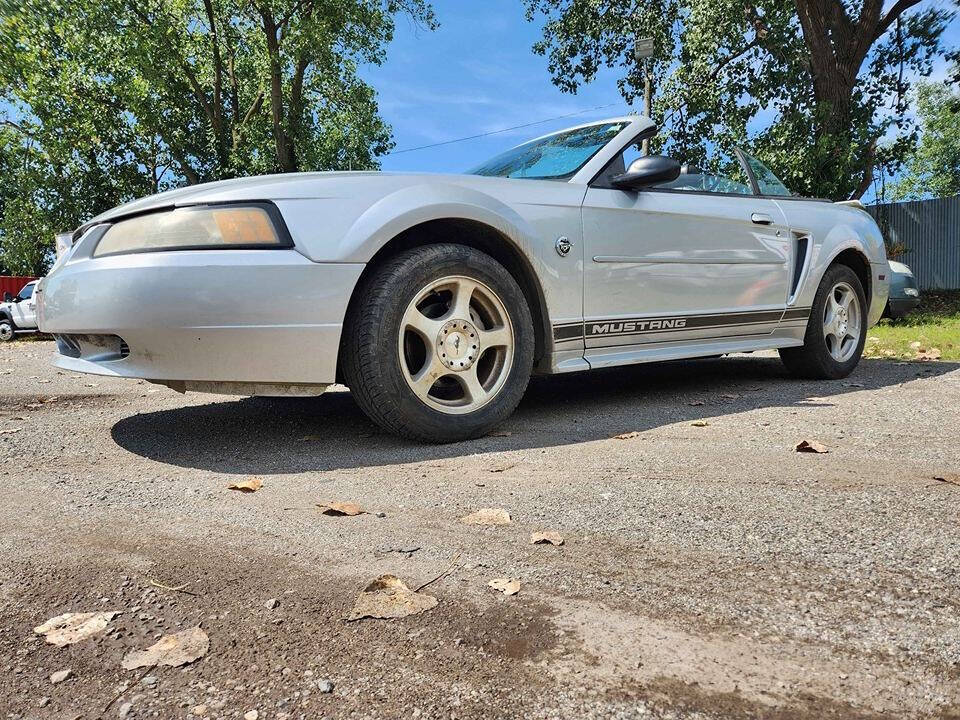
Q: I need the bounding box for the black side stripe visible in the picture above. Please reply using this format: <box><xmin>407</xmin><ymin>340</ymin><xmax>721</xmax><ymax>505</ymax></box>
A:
<box><xmin>783</xmin><ymin>307</ymin><xmax>814</xmax><ymax>320</ymax></box>
<box><xmin>553</xmin><ymin>307</ymin><xmax>811</xmax><ymax>342</ymax></box>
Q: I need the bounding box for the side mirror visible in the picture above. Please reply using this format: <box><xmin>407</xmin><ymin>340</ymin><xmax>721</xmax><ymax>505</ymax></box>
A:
<box><xmin>3</xmin><ymin>292</ymin><xmax>13</xmax><ymax>303</ymax></box>
<box><xmin>611</xmin><ymin>155</ymin><xmax>681</xmax><ymax>190</ymax></box>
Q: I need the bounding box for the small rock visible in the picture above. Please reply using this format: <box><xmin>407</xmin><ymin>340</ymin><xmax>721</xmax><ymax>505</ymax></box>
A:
<box><xmin>141</xmin><ymin>675</ymin><xmax>158</xmax><ymax>687</ymax></box>
<box><xmin>244</xmin><ymin>711</ymin><xmax>259</xmax><ymax>720</ymax></box>
<box><xmin>192</xmin><ymin>705</ymin><xmax>208</xmax><ymax>716</ymax></box>
<box><xmin>375</xmin><ymin>512</ymin><xmax>387</xmax><ymax>518</ymax></box>
<box><xmin>317</xmin><ymin>679</ymin><xmax>334</xmax><ymax>694</ymax></box>
<box><xmin>264</xmin><ymin>598</ymin><xmax>279</xmax><ymax>610</ymax></box>
<box><xmin>38</xmin><ymin>697</ymin><xmax>50</xmax><ymax>708</ymax></box>
<box><xmin>50</xmin><ymin>669</ymin><xmax>72</xmax><ymax>684</ymax></box>
<box><xmin>118</xmin><ymin>701</ymin><xmax>133</xmax><ymax>718</ymax></box>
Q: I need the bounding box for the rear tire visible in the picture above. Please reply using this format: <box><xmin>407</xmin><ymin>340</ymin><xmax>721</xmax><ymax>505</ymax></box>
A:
<box><xmin>342</xmin><ymin>244</ymin><xmax>535</xmax><ymax>443</ymax></box>
<box><xmin>0</xmin><ymin>320</ymin><xmax>15</xmax><ymax>342</ymax></box>
<box><xmin>779</xmin><ymin>264</ymin><xmax>867</xmax><ymax>379</ymax></box>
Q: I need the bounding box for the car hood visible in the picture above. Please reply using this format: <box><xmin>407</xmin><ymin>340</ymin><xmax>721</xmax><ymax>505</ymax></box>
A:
<box><xmin>887</xmin><ymin>259</ymin><xmax>912</xmax><ymax>275</ymax></box>
<box><xmin>80</xmin><ymin>171</ymin><xmax>560</xmax><ymax>232</ymax></box>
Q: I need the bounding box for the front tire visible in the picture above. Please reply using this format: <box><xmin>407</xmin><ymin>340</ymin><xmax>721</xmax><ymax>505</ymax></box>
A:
<box><xmin>779</xmin><ymin>264</ymin><xmax>867</xmax><ymax>379</ymax></box>
<box><xmin>0</xmin><ymin>320</ymin><xmax>15</xmax><ymax>342</ymax></box>
<box><xmin>342</xmin><ymin>244</ymin><xmax>535</xmax><ymax>443</ymax></box>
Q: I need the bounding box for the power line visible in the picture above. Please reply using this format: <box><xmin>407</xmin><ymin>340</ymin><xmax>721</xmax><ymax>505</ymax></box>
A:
<box><xmin>386</xmin><ymin>103</ymin><xmax>626</xmax><ymax>156</ymax></box>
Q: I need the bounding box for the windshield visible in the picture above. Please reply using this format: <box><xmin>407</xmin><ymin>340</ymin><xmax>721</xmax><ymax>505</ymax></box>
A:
<box><xmin>470</xmin><ymin>122</ymin><xmax>627</xmax><ymax>180</ymax></box>
<box><xmin>18</xmin><ymin>283</ymin><xmax>34</xmax><ymax>300</ymax></box>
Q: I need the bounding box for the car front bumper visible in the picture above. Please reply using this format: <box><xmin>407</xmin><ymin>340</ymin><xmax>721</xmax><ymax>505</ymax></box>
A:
<box><xmin>39</xmin><ymin>248</ymin><xmax>363</xmax><ymax>390</ymax></box>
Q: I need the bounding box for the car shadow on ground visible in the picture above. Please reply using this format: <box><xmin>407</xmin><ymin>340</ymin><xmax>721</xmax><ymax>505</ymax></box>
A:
<box><xmin>110</xmin><ymin>356</ymin><xmax>959</xmax><ymax>474</ymax></box>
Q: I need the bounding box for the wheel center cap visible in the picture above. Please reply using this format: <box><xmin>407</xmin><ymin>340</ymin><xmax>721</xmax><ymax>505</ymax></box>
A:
<box><xmin>437</xmin><ymin>319</ymin><xmax>480</xmax><ymax>371</ymax></box>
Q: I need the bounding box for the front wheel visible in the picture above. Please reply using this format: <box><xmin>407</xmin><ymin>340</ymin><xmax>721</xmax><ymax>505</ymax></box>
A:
<box><xmin>342</xmin><ymin>244</ymin><xmax>535</xmax><ymax>443</ymax></box>
<box><xmin>0</xmin><ymin>320</ymin><xmax>15</xmax><ymax>342</ymax></box>
<box><xmin>779</xmin><ymin>264</ymin><xmax>867</xmax><ymax>379</ymax></box>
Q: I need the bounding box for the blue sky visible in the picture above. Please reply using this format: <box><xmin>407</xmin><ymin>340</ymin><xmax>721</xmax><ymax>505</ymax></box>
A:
<box><xmin>365</xmin><ymin>0</ymin><xmax>959</xmax><ymax>184</ymax></box>
<box><xmin>364</xmin><ymin>1</ymin><xmax>636</xmax><ymax>173</ymax></box>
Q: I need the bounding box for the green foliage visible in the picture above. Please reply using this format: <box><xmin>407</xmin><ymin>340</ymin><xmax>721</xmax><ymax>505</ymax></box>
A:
<box><xmin>525</xmin><ymin>0</ymin><xmax>954</xmax><ymax>200</ymax></box>
<box><xmin>0</xmin><ymin>0</ymin><xmax>435</xmax><ymax>275</ymax></box>
<box><xmin>865</xmin><ymin>291</ymin><xmax>960</xmax><ymax>361</ymax></box>
<box><xmin>891</xmin><ymin>77</ymin><xmax>960</xmax><ymax>200</ymax></box>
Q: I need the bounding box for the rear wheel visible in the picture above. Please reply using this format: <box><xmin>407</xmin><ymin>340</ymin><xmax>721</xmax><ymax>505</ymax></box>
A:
<box><xmin>0</xmin><ymin>320</ymin><xmax>15</xmax><ymax>342</ymax></box>
<box><xmin>342</xmin><ymin>244</ymin><xmax>535</xmax><ymax>442</ymax></box>
<box><xmin>779</xmin><ymin>264</ymin><xmax>867</xmax><ymax>379</ymax></box>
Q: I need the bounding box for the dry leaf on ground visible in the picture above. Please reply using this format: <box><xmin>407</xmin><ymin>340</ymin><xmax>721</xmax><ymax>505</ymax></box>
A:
<box><xmin>530</xmin><ymin>531</ymin><xmax>565</xmax><ymax>546</ymax></box>
<box><xmin>121</xmin><ymin>626</ymin><xmax>209</xmax><ymax>670</ymax></box>
<box><xmin>612</xmin><ymin>431</ymin><xmax>640</xmax><ymax>439</ymax></box>
<box><xmin>347</xmin><ymin>575</ymin><xmax>438</xmax><ymax>621</ymax></box>
<box><xmin>796</xmin><ymin>440</ymin><xmax>829</xmax><ymax>453</ymax></box>
<box><xmin>34</xmin><ymin>611</ymin><xmax>119</xmax><ymax>647</ymax></box>
<box><xmin>488</xmin><ymin>578</ymin><xmax>521</xmax><ymax>596</ymax></box>
<box><xmin>916</xmin><ymin>347</ymin><xmax>941</xmax><ymax>361</ymax></box>
<box><xmin>686</xmin><ymin>400</ymin><xmax>705</xmax><ymax>406</ymax></box>
<box><xmin>317</xmin><ymin>501</ymin><xmax>366</xmax><ymax>516</ymax></box>
<box><xmin>227</xmin><ymin>478</ymin><xmax>262</xmax><ymax>493</ymax></box>
<box><xmin>461</xmin><ymin>508</ymin><xmax>511</xmax><ymax>525</ymax></box>
<box><xmin>909</xmin><ymin>341</ymin><xmax>922</xmax><ymax>350</ymax></box>
<box><xmin>691</xmin><ymin>420</ymin><xmax>710</xmax><ymax>427</ymax></box>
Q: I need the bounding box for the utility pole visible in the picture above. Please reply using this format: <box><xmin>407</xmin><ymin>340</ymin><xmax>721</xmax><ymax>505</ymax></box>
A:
<box><xmin>634</xmin><ymin>37</ymin><xmax>655</xmax><ymax>156</ymax></box>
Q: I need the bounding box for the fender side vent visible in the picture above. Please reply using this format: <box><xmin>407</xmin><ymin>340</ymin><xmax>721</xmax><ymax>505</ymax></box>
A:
<box><xmin>789</xmin><ymin>235</ymin><xmax>810</xmax><ymax>302</ymax></box>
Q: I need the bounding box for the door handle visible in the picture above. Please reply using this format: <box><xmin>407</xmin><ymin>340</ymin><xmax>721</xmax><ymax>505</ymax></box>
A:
<box><xmin>751</xmin><ymin>212</ymin><xmax>773</xmax><ymax>225</ymax></box>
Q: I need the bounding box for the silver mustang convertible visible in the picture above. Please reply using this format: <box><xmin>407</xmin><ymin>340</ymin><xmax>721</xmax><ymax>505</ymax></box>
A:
<box><xmin>39</xmin><ymin>116</ymin><xmax>889</xmax><ymax>442</ymax></box>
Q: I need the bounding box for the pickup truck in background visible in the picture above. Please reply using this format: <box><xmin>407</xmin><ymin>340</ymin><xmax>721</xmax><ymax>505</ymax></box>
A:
<box><xmin>0</xmin><ymin>280</ymin><xmax>40</xmax><ymax>342</ymax></box>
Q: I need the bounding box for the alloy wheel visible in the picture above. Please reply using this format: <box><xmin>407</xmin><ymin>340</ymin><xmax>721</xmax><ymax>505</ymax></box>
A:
<box><xmin>822</xmin><ymin>281</ymin><xmax>862</xmax><ymax>362</ymax></box>
<box><xmin>397</xmin><ymin>275</ymin><xmax>514</xmax><ymax>415</ymax></box>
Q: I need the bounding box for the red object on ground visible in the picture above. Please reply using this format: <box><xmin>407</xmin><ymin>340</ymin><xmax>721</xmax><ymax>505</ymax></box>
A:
<box><xmin>0</xmin><ymin>276</ymin><xmax>38</xmax><ymax>299</ymax></box>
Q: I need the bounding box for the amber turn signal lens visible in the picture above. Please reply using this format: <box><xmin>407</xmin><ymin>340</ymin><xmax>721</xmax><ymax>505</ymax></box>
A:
<box><xmin>212</xmin><ymin>207</ymin><xmax>280</xmax><ymax>245</ymax></box>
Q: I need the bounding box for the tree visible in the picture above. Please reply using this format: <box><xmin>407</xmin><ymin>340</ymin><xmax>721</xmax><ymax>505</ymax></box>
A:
<box><xmin>525</xmin><ymin>0</ymin><xmax>954</xmax><ymax>200</ymax></box>
<box><xmin>891</xmin><ymin>76</ymin><xmax>960</xmax><ymax>200</ymax></box>
<box><xmin>0</xmin><ymin>0</ymin><xmax>434</xmax><ymax>275</ymax></box>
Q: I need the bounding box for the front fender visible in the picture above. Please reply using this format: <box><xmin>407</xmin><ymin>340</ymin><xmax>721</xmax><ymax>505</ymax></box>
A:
<box><xmin>281</xmin><ymin>182</ymin><xmax>541</xmax><ymax>264</ymax></box>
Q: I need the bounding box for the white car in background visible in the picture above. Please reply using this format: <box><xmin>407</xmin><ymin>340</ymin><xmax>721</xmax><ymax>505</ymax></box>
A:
<box><xmin>0</xmin><ymin>280</ymin><xmax>39</xmax><ymax>342</ymax></box>
<box><xmin>39</xmin><ymin>116</ymin><xmax>889</xmax><ymax>442</ymax></box>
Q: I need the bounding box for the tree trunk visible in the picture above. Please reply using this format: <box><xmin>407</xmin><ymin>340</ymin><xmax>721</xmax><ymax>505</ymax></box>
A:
<box><xmin>260</xmin><ymin>10</ymin><xmax>297</xmax><ymax>173</ymax></box>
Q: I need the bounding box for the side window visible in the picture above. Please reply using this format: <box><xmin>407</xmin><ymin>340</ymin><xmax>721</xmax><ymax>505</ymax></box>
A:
<box><xmin>658</xmin><ymin>165</ymin><xmax>753</xmax><ymax>195</ymax></box>
<box><xmin>18</xmin><ymin>284</ymin><xmax>34</xmax><ymax>300</ymax></box>
<box><xmin>594</xmin><ymin>143</ymin><xmax>753</xmax><ymax>195</ymax></box>
<box><xmin>739</xmin><ymin>150</ymin><xmax>791</xmax><ymax>196</ymax></box>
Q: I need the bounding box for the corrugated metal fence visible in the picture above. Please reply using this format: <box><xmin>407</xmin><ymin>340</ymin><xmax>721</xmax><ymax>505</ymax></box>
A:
<box><xmin>868</xmin><ymin>195</ymin><xmax>960</xmax><ymax>290</ymax></box>
<box><xmin>0</xmin><ymin>276</ymin><xmax>37</xmax><ymax>299</ymax></box>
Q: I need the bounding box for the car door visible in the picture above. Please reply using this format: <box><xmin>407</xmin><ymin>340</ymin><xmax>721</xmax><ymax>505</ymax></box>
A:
<box><xmin>11</xmin><ymin>283</ymin><xmax>37</xmax><ymax>327</ymax></box>
<box><xmin>580</xmin><ymin>150</ymin><xmax>793</xmax><ymax>354</ymax></box>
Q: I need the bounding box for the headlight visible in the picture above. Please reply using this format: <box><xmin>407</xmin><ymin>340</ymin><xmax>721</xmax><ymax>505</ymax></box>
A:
<box><xmin>93</xmin><ymin>203</ymin><xmax>291</xmax><ymax>258</ymax></box>
<box><xmin>903</xmin><ymin>287</ymin><xmax>919</xmax><ymax>297</ymax></box>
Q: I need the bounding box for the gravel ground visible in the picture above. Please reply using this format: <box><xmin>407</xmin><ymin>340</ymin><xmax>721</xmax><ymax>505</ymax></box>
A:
<box><xmin>1</xmin><ymin>339</ymin><xmax>959</xmax><ymax>719</ymax></box>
